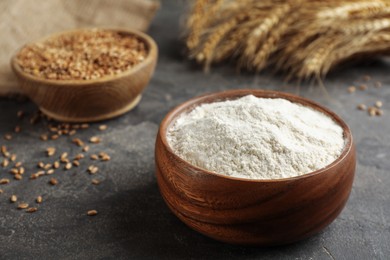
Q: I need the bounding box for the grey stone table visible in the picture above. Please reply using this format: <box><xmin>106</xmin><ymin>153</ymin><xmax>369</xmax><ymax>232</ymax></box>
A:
<box><xmin>1</xmin><ymin>1</ymin><xmax>389</xmax><ymax>259</ymax></box>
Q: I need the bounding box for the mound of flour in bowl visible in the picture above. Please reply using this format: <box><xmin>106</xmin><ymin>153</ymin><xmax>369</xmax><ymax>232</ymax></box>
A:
<box><xmin>167</xmin><ymin>95</ymin><xmax>345</xmax><ymax>179</ymax></box>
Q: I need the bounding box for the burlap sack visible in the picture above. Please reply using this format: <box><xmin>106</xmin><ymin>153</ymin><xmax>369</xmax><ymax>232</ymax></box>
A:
<box><xmin>0</xmin><ymin>0</ymin><xmax>160</xmax><ymax>96</ymax></box>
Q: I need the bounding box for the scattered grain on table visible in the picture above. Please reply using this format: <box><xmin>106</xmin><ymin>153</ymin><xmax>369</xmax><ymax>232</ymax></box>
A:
<box><xmin>36</xmin><ymin>196</ymin><xmax>43</xmax><ymax>204</ymax></box>
<box><xmin>46</xmin><ymin>147</ymin><xmax>56</xmax><ymax>157</ymax></box>
<box><xmin>72</xmin><ymin>138</ymin><xmax>84</xmax><ymax>147</ymax></box>
<box><xmin>38</xmin><ymin>162</ymin><xmax>45</xmax><ymax>168</ymax></box>
<box><xmin>1</xmin><ymin>159</ymin><xmax>9</xmax><ymax>167</ymax></box>
<box><xmin>0</xmin><ymin>178</ymin><xmax>10</xmax><ymax>185</ymax></box>
<box><xmin>359</xmin><ymin>85</ymin><xmax>368</xmax><ymax>91</ymax></box>
<box><xmin>363</xmin><ymin>75</ymin><xmax>371</xmax><ymax>81</ymax></box>
<box><xmin>72</xmin><ymin>161</ymin><xmax>80</xmax><ymax>167</ymax></box>
<box><xmin>14</xmin><ymin>162</ymin><xmax>22</xmax><ymax>168</ymax></box>
<box><xmin>368</xmin><ymin>107</ymin><xmax>377</xmax><ymax>116</ymax></box>
<box><xmin>375</xmin><ymin>81</ymin><xmax>382</xmax><ymax>88</ymax></box>
<box><xmin>88</xmin><ymin>165</ymin><xmax>99</xmax><ymax>174</ymax></box>
<box><xmin>10</xmin><ymin>154</ymin><xmax>16</xmax><ymax>162</ymax></box>
<box><xmin>10</xmin><ymin>195</ymin><xmax>17</xmax><ymax>203</ymax></box>
<box><xmin>87</xmin><ymin>210</ymin><xmax>98</xmax><ymax>216</ymax></box>
<box><xmin>17</xmin><ymin>203</ymin><xmax>29</xmax><ymax>209</ymax></box>
<box><xmin>64</xmin><ymin>162</ymin><xmax>72</xmax><ymax>170</ymax></box>
<box><xmin>53</xmin><ymin>161</ymin><xmax>60</xmax><ymax>169</ymax></box>
<box><xmin>1</xmin><ymin>111</ymin><xmax>114</xmax><ymax>216</ymax></box>
<box><xmin>91</xmin><ymin>179</ymin><xmax>101</xmax><ymax>185</ymax></box>
<box><xmin>26</xmin><ymin>207</ymin><xmax>37</xmax><ymax>213</ymax></box>
<box><xmin>74</xmin><ymin>154</ymin><xmax>84</xmax><ymax>160</ymax></box>
<box><xmin>17</xmin><ymin>110</ymin><xmax>24</xmax><ymax>118</ymax></box>
<box><xmin>375</xmin><ymin>101</ymin><xmax>383</xmax><ymax>108</ymax></box>
<box><xmin>14</xmin><ymin>125</ymin><xmax>21</xmax><ymax>133</ymax></box>
<box><xmin>347</xmin><ymin>86</ymin><xmax>356</xmax><ymax>93</ymax></box>
<box><xmin>99</xmin><ymin>125</ymin><xmax>108</xmax><ymax>131</ymax></box>
<box><xmin>60</xmin><ymin>152</ymin><xmax>68</xmax><ymax>160</ymax></box>
<box><xmin>89</xmin><ymin>136</ymin><xmax>101</xmax><ymax>144</ymax></box>
<box><xmin>51</xmin><ymin>134</ymin><xmax>59</xmax><ymax>140</ymax></box>
<box><xmin>9</xmin><ymin>168</ymin><xmax>18</xmax><ymax>175</ymax></box>
<box><xmin>49</xmin><ymin>178</ymin><xmax>58</xmax><ymax>185</ymax></box>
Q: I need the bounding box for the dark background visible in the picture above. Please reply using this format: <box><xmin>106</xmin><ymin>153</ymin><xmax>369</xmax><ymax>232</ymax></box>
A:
<box><xmin>0</xmin><ymin>1</ymin><xmax>389</xmax><ymax>259</ymax></box>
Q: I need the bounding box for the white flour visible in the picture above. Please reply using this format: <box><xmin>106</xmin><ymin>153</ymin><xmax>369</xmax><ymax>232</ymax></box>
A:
<box><xmin>167</xmin><ymin>95</ymin><xmax>345</xmax><ymax>179</ymax></box>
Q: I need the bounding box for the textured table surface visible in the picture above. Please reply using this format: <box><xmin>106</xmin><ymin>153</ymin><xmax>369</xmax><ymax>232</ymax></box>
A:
<box><xmin>1</xmin><ymin>1</ymin><xmax>389</xmax><ymax>259</ymax></box>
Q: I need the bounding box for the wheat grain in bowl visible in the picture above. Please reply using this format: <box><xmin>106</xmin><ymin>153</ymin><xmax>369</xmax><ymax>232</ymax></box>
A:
<box><xmin>11</xmin><ymin>28</ymin><xmax>158</xmax><ymax>122</ymax></box>
<box><xmin>15</xmin><ymin>29</ymin><xmax>147</xmax><ymax>81</ymax></box>
<box><xmin>155</xmin><ymin>89</ymin><xmax>356</xmax><ymax>245</ymax></box>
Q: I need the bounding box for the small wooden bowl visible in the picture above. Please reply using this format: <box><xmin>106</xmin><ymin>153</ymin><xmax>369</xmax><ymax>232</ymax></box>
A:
<box><xmin>11</xmin><ymin>28</ymin><xmax>158</xmax><ymax>122</ymax></box>
<box><xmin>155</xmin><ymin>89</ymin><xmax>356</xmax><ymax>246</ymax></box>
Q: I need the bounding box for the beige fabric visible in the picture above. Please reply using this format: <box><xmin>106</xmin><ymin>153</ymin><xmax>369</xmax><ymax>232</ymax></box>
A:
<box><xmin>0</xmin><ymin>0</ymin><xmax>160</xmax><ymax>96</ymax></box>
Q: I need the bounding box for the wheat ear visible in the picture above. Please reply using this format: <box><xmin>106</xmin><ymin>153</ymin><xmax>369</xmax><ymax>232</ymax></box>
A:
<box><xmin>316</xmin><ymin>1</ymin><xmax>385</xmax><ymax>19</ymax></box>
<box><xmin>186</xmin><ymin>0</ymin><xmax>225</xmax><ymax>50</ymax></box>
<box><xmin>240</xmin><ymin>3</ymin><xmax>291</xmax><ymax>67</ymax></box>
<box><xmin>196</xmin><ymin>14</ymin><xmax>245</xmax><ymax>71</ymax></box>
<box><xmin>251</xmin><ymin>9</ymin><xmax>300</xmax><ymax>72</ymax></box>
<box><xmin>337</xmin><ymin>18</ymin><xmax>390</xmax><ymax>35</ymax></box>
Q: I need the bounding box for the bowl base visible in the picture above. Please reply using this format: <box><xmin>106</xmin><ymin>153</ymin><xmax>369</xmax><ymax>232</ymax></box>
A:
<box><xmin>40</xmin><ymin>94</ymin><xmax>142</xmax><ymax>123</ymax></box>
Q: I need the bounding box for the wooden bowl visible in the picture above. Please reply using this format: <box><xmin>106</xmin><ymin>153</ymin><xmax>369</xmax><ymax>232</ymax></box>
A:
<box><xmin>11</xmin><ymin>28</ymin><xmax>158</xmax><ymax>122</ymax></box>
<box><xmin>155</xmin><ymin>89</ymin><xmax>356</xmax><ymax>246</ymax></box>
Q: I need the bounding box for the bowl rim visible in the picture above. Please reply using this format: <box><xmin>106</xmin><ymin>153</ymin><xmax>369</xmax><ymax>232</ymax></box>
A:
<box><xmin>158</xmin><ymin>89</ymin><xmax>354</xmax><ymax>183</ymax></box>
<box><xmin>10</xmin><ymin>27</ymin><xmax>158</xmax><ymax>86</ymax></box>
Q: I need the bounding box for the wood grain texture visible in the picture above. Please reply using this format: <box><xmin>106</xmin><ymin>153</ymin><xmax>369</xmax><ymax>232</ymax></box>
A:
<box><xmin>10</xmin><ymin>28</ymin><xmax>158</xmax><ymax>123</ymax></box>
<box><xmin>155</xmin><ymin>89</ymin><xmax>356</xmax><ymax>246</ymax></box>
